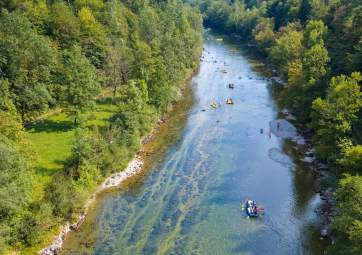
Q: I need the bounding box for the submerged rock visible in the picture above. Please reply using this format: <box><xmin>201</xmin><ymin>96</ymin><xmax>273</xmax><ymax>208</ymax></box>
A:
<box><xmin>269</xmin><ymin>119</ymin><xmax>297</xmax><ymax>139</ymax></box>
<box><xmin>268</xmin><ymin>148</ymin><xmax>293</xmax><ymax>167</ymax></box>
<box><xmin>301</xmin><ymin>156</ymin><xmax>315</xmax><ymax>163</ymax></box>
<box><xmin>321</xmin><ymin>228</ymin><xmax>328</xmax><ymax>237</ymax></box>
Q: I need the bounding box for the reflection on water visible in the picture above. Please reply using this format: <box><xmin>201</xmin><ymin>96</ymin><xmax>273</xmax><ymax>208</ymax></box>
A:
<box><xmin>62</xmin><ymin>33</ymin><xmax>327</xmax><ymax>255</ymax></box>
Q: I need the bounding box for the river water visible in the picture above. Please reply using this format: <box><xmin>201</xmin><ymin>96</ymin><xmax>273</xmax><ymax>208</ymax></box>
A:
<box><xmin>62</xmin><ymin>34</ymin><xmax>327</xmax><ymax>255</ymax></box>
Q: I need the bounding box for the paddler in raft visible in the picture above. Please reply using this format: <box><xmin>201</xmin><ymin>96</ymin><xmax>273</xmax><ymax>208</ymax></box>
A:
<box><xmin>241</xmin><ymin>199</ymin><xmax>264</xmax><ymax>217</ymax></box>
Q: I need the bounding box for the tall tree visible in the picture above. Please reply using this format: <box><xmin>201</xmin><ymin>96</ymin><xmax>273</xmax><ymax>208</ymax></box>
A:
<box><xmin>311</xmin><ymin>72</ymin><xmax>362</xmax><ymax>160</ymax></box>
<box><xmin>60</xmin><ymin>45</ymin><xmax>100</xmax><ymax>124</ymax></box>
<box><xmin>329</xmin><ymin>175</ymin><xmax>362</xmax><ymax>255</ymax></box>
<box><xmin>105</xmin><ymin>43</ymin><xmax>132</xmax><ymax>103</ymax></box>
<box><xmin>0</xmin><ymin>10</ymin><xmax>57</xmax><ymax>122</ymax></box>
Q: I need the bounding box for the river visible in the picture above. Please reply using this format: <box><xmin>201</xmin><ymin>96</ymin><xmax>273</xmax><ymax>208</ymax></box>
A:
<box><xmin>62</xmin><ymin>33</ymin><xmax>328</xmax><ymax>255</ymax></box>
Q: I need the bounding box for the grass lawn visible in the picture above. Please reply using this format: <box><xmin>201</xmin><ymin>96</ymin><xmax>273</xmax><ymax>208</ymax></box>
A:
<box><xmin>20</xmin><ymin>92</ymin><xmax>119</xmax><ymax>254</ymax></box>
<box><xmin>26</xmin><ymin>95</ymin><xmax>118</xmax><ymax>199</ymax></box>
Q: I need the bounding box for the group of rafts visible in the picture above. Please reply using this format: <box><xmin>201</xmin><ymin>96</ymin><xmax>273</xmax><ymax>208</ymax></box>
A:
<box><xmin>210</xmin><ymin>45</ymin><xmax>265</xmax><ymax>217</ymax></box>
<box><xmin>210</xmin><ymin>57</ymin><xmax>241</xmax><ymax>109</ymax></box>
<box><xmin>210</xmin><ymin>81</ymin><xmax>234</xmax><ymax>108</ymax></box>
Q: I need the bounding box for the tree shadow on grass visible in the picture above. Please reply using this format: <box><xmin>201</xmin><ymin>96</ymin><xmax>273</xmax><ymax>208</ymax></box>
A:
<box><xmin>96</xmin><ymin>96</ymin><xmax>114</xmax><ymax>105</ymax></box>
<box><xmin>34</xmin><ymin>159</ymin><xmax>68</xmax><ymax>177</ymax></box>
<box><xmin>26</xmin><ymin>119</ymin><xmax>74</xmax><ymax>133</ymax></box>
<box><xmin>34</xmin><ymin>166</ymin><xmax>59</xmax><ymax>177</ymax></box>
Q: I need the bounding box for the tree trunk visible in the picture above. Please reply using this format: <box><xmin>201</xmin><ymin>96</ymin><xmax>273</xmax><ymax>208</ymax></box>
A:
<box><xmin>112</xmin><ymin>85</ymin><xmax>117</xmax><ymax>104</ymax></box>
<box><xmin>112</xmin><ymin>66</ymin><xmax>118</xmax><ymax>104</ymax></box>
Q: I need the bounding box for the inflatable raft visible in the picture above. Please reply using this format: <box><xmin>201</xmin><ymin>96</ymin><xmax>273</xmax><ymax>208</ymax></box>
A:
<box><xmin>244</xmin><ymin>200</ymin><xmax>261</xmax><ymax>217</ymax></box>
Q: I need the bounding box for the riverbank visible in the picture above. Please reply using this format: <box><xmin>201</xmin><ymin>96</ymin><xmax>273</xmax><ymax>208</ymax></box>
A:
<box><xmin>39</xmin><ymin>157</ymin><xmax>143</xmax><ymax>255</ymax></box>
<box><xmin>271</xmin><ymin>111</ymin><xmax>337</xmax><ymax>242</ymax></box>
<box><xmin>60</xmin><ymin>33</ymin><xmax>331</xmax><ymax>254</ymax></box>
<box><xmin>39</xmin><ymin>71</ymin><xmax>196</xmax><ymax>255</ymax></box>
<box><xmin>220</xmin><ymin>30</ymin><xmax>337</xmax><ymax>243</ymax></box>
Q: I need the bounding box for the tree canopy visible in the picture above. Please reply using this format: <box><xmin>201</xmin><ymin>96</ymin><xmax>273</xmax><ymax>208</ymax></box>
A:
<box><xmin>196</xmin><ymin>1</ymin><xmax>362</xmax><ymax>254</ymax></box>
<box><xmin>0</xmin><ymin>0</ymin><xmax>202</xmax><ymax>252</ymax></box>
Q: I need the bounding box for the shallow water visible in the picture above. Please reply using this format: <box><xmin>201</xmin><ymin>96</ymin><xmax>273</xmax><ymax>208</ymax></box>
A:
<box><xmin>63</xmin><ymin>34</ymin><xmax>328</xmax><ymax>255</ymax></box>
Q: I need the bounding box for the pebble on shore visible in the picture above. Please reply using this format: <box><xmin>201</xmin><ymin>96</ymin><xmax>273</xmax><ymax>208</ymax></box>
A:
<box><xmin>39</xmin><ymin>157</ymin><xmax>144</xmax><ymax>255</ymax></box>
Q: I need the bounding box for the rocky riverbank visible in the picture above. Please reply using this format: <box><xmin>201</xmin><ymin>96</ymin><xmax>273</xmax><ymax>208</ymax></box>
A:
<box><xmin>270</xmin><ymin>109</ymin><xmax>337</xmax><ymax>243</ymax></box>
<box><xmin>39</xmin><ymin>157</ymin><xmax>144</xmax><ymax>255</ymax></box>
<box><xmin>39</xmin><ymin>70</ymin><xmax>196</xmax><ymax>255</ymax></box>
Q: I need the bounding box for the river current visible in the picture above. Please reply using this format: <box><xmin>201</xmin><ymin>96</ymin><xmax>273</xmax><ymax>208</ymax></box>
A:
<box><xmin>63</xmin><ymin>33</ymin><xmax>327</xmax><ymax>255</ymax></box>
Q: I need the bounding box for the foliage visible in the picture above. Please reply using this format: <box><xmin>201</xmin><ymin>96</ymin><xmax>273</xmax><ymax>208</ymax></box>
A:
<box><xmin>311</xmin><ymin>73</ymin><xmax>362</xmax><ymax>161</ymax></box>
<box><xmin>338</xmin><ymin>144</ymin><xmax>362</xmax><ymax>175</ymax></box>
<box><xmin>252</xmin><ymin>17</ymin><xmax>275</xmax><ymax>52</ymax></box>
<box><xmin>269</xmin><ymin>23</ymin><xmax>303</xmax><ymax>77</ymax></box>
<box><xmin>0</xmin><ymin>0</ymin><xmax>202</xmax><ymax>252</ymax></box>
<box><xmin>328</xmin><ymin>175</ymin><xmax>362</xmax><ymax>255</ymax></box>
<box><xmin>59</xmin><ymin>45</ymin><xmax>101</xmax><ymax>123</ymax></box>
<box><xmin>0</xmin><ymin>10</ymin><xmax>57</xmax><ymax>122</ymax></box>
<box><xmin>197</xmin><ymin>1</ymin><xmax>362</xmax><ymax>254</ymax></box>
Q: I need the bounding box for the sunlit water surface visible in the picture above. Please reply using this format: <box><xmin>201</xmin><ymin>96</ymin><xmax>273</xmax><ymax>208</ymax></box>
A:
<box><xmin>63</xmin><ymin>33</ymin><xmax>327</xmax><ymax>255</ymax></box>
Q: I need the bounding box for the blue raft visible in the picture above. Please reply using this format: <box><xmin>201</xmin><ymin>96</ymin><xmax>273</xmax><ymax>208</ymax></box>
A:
<box><xmin>245</xmin><ymin>200</ymin><xmax>260</xmax><ymax>217</ymax></box>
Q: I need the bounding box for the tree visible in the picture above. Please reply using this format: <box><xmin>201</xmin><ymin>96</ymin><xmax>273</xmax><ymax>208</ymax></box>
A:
<box><xmin>298</xmin><ymin>0</ymin><xmax>311</xmax><ymax>24</ymax></box>
<box><xmin>0</xmin><ymin>140</ymin><xmax>33</xmax><ymax>247</ymax></box>
<box><xmin>60</xmin><ymin>45</ymin><xmax>100</xmax><ymax>124</ymax></box>
<box><xmin>0</xmin><ymin>10</ymin><xmax>57</xmax><ymax>122</ymax></box>
<box><xmin>269</xmin><ymin>23</ymin><xmax>303</xmax><ymax>77</ymax></box>
<box><xmin>78</xmin><ymin>6</ymin><xmax>107</xmax><ymax>68</ymax></box>
<box><xmin>252</xmin><ymin>17</ymin><xmax>275</xmax><ymax>51</ymax></box>
<box><xmin>338</xmin><ymin>144</ymin><xmax>362</xmax><ymax>175</ymax></box>
<box><xmin>304</xmin><ymin>19</ymin><xmax>328</xmax><ymax>48</ymax></box>
<box><xmin>328</xmin><ymin>175</ymin><xmax>362</xmax><ymax>255</ymax></box>
<box><xmin>115</xmin><ymin>80</ymin><xmax>155</xmax><ymax>146</ymax></box>
<box><xmin>105</xmin><ymin>43</ymin><xmax>132</xmax><ymax>103</ymax></box>
<box><xmin>310</xmin><ymin>72</ymin><xmax>362</xmax><ymax>160</ymax></box>
<box><xmin>49</xmin><ymin>1</ymin><xmax>80</xmax><ymax>47</ymax></box>
<box><xmin>66</xmin><ymin>127</ymin><xmax>101</xmax><ymax>184</ymax></box>
<box><xmin>303</xmin><ymin>43</ymin><xmax>329</xmax><ymax>86</ymax></box>
<box><xmin>18</xmin><ymin>0</ymin><xmax>50</xmax><ymax>31</ymax></box>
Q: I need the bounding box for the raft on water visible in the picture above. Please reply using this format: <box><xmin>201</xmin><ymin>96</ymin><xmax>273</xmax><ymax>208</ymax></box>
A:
<box><xmin>210</xmin><ymin>102</ymin><xmax>218</xmax><ymax>109</ymax></box>
<box><xmin>226</xmin><ymin>98</ymin><xmax>234</xmax><ymax>105</ymax></box>
<box><xmin>242</xmin><ymin>200</ymin><xmax>263</xmax><ymax>217</ymax></box>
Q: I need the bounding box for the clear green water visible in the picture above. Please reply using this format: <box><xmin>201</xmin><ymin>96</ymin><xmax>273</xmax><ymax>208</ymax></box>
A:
<box><xmin>63</xmin><ymin>34</ymin><xmax>328</xmax><ymax>255</ymax></box>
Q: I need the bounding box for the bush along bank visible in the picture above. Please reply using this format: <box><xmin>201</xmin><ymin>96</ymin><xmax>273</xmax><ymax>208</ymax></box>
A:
<box><xmin>194</xmin><ymin>0</ymin><xmax>362</xmax><ymax>254</ymax></box>
<box><xmin>40</xmin><ymin>87</ymin><xmax>190</xmax><ymax>255</ymax></box>
<box><xmin>0</xmin><ymin>1</ymin><xmax>202</xmax><ymax>254</ymax></box>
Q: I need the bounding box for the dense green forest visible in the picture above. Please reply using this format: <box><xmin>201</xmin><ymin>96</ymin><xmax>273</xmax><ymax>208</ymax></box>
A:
<box><xmin>1</xmin><ymin>0</ymin><xmax>362</xmax><ymax>254</ymax></box>
<box><xmin>191</xmin><ymin>0</ymin><xmax>362</xmax><ymax>254</ymax></box>
<box><xmin>0</xmin><ymin>0</ymin><xmax>202</xmax><ymax>253</ymax></box>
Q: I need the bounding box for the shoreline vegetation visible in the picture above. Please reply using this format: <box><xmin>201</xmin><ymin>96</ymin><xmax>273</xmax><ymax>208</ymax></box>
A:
<box><xmin>193</xmin><ymin>0</ymin><xmax>362</xmax><ymax>254</ymax></box>
<box><xmin>60</xmin><ymin>75</ymin><xmax>194</xmax><ymax>254</ymax></box>
<box><xmin>0</xmin><ymin>1</ymin><xmax>202</xmax><ymax>254</ymax></box>
<box><xmin>41</xmin><ymin>73</ymin><xmax>195</xmax><ymax>255</ymax></box>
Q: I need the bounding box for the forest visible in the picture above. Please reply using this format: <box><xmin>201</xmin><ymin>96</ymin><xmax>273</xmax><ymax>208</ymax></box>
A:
<box><xmin>191</xmin><ymin>0</ymin><xmax>362</xmax><ymax>254</ymax></box>
<box><xmin>0</xmin><ymin>0</ymin><xmax>202</xmax><ymax>253</ymax></box>
<box><xmin>1</xmin><ymin>0</ymin><xmax>362</xmax><ymax>254</ymax></box>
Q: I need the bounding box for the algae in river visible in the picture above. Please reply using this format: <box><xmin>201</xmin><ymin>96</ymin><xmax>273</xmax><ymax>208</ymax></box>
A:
<box><xmin>62</xmin><ymin>33</ymin><xmax>328</xmax><ymax>255</ymax></box>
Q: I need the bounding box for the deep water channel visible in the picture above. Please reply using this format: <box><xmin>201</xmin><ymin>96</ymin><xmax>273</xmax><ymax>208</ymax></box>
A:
<box><xmin>62</xmin><ymin>34</ymin><xmax>328</xmax><ymax>255</ymax></box>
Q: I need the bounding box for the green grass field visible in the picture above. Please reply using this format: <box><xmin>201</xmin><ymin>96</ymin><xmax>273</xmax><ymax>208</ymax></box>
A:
<box><xmin>26</xmin><ymin>94</ymin><xmax>118</xmax><ymax>199</ymax></box>
<box><xmin>18</xmin><ymin>95</ymin><xmax>118</xmax><ymax>254</ymax></box>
